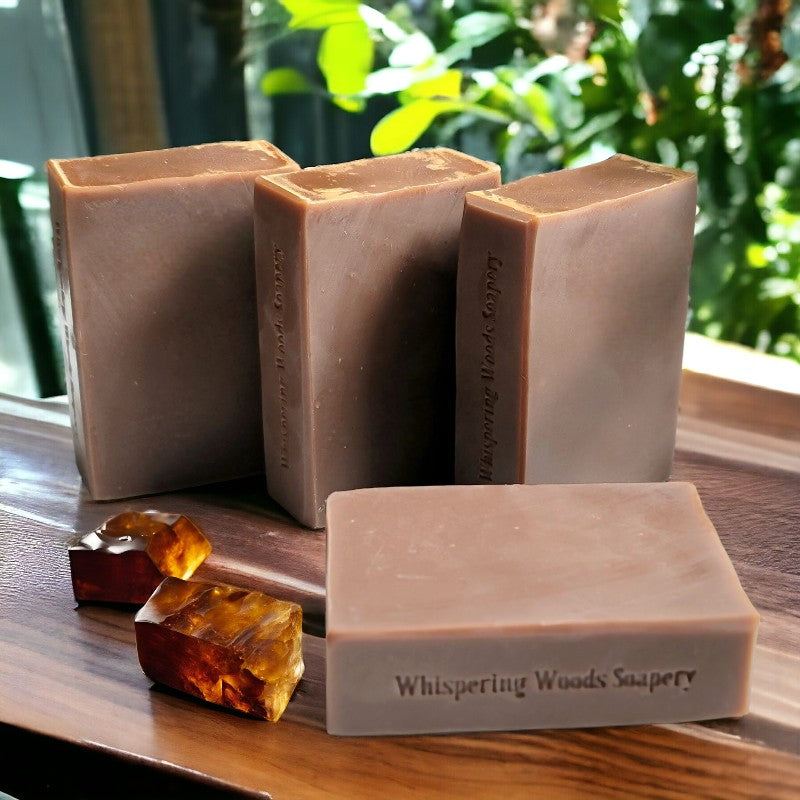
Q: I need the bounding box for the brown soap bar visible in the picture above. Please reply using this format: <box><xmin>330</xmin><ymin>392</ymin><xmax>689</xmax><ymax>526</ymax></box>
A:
<box><xmin>326</xmin><ymin>482</ymin><xmax>758</xmax><ymax>736</ymax></box>
<box><xmin>254</xmin><ymin>148</ymin><xmax>501</xmax><ymax>528</ymax></box>
<box><xmin>455</xmin><ymin>154</ymin><xmax>697</xmax><ymax>486</ymax></box>
<box><xmin>47</xmin><ymin>141</ymin><xmax>298</xmax><ymax>500</ymax></box>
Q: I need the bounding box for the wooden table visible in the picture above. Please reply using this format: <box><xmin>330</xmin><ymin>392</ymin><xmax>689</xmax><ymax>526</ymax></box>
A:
<box><xmin>1</xmin><ymin>355</ymin><xmax>799</xmax><ymax>799</ymax></box>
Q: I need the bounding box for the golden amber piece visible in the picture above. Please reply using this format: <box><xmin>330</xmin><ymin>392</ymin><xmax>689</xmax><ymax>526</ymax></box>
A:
<box><xmin>135</xmin><ymin>577</ymin><xmax>304</xmax><ymax>721</ymax></box>
<box><xmin>68</xmin><ymin>511</ymin><xmax>212</xmax><ymax>604</ymax></box>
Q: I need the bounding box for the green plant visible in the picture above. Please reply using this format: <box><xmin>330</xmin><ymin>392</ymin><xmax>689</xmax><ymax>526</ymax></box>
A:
<box><xmin>256</xmin><ymin>0</ymin><xmax>800</xmax><ymax>361</ymax></box>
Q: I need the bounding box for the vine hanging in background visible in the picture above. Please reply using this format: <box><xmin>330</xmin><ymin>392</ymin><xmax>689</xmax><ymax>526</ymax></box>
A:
<box><xmin>254</xmin><ymin>0</ymin><xmax>800</xmax><ymax>362</ymax></box>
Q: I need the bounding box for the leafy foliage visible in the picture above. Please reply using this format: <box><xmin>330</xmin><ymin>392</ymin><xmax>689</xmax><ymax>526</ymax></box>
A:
<box><xmin>257</xmin><ymin>0</ymin><xmax>800</xmax><ymax>361</ymax></box>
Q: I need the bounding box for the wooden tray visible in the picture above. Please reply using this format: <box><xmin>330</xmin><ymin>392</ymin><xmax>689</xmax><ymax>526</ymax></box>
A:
<box><xmin>1</xmin><ymin>360</ymin><xmax>798</xmax><ymax>798</ymax></box>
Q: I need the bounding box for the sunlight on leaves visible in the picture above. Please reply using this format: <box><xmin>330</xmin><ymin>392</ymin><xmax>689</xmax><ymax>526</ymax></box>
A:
<box><xmin>371</xmin><ymin>99</ymin><xmax>464</xmax><ymax>154</ymax></box>
<box><xmin>318</xmin><ymin>20</ymin><xmax>373</xmax><ymax>106</ymax></box>
<box><xmin>389</xmin><ymin>32</ymin><xmax>436</xmax><ymax>67</ymax></box>
<box><xmin>280</xmin><ymin>0</ymin><xmax>362</xmax><ymax>29</ymax></box>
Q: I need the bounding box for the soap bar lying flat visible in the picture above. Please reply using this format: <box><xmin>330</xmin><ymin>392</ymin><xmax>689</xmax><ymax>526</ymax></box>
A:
<box><xmin>68</xmin><ymin>511</ymin><xmax>211</xmax><ymax>604</ymax></box>
<box><xmin>254</xmin><ymin>148</ymin><xmax>501</xmax><ymax>528</ymax></box>
<box><xmin>455</xmin><ymin>154</ymin><xmax>697</xmax><ymax>486</ymax></box>
<box><xmin>135</xmin><ymin>577</ymin><xmax>304</xmax><ymax>721</ymax></box>
<box><xmin>326</xmin><ymin>482</ymin><xmax>758</xmax><ymax>736</ymax></box>
<box><xmin>47</xmin><ymin>141</ymin><xmax>298</xmax><ymax>500</ymax></box>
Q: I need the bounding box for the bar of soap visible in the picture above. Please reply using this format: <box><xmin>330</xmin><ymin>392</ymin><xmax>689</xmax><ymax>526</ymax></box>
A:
<box><xmin>47</xmin><ymin>141</ymin><xmax>298</xmax><ymax>500</ymax></box>
<box><xmin>254</xmin><ymin>148</ymin><xmax>501</xmax><ymax>528</ymax></box>
<box><xmin>68</xmin><ymin>511</ymin><xmax>211</xmax><ymax>604</ymax></box>
<box><xmin>455</xmin><ymin>154</ymin><xmax>697</xmax><ymax>486</ymax></box>
<box><xmin>325</xmin><ymin>482</ymin><xmax>758</xmax><ymax>736</ymax></box>
<box><xmin>135</xmin><ymin>577</ymin><xmax>304</xmax><ymax>721</ymax></box>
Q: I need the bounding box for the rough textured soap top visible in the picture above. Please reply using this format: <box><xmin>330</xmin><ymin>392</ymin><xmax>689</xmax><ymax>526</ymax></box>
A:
<box><xmin>326</xmin><ymin>483</ymin><xmax>757</xmax><ymax>636</ymax></box>
<box><xmin>52</xmin><ymin>141</ymin><xmax>292</xmax><ymax>188</ymax></box>
<box><xmin>471</xmin><ymin>154</ymin><xmax>694</xmax><ymax>217</ymax></box>
<box><xmin>264</xmin><ymin>148</ymin><xmax>497</xmax><ymax>202</ymax></box>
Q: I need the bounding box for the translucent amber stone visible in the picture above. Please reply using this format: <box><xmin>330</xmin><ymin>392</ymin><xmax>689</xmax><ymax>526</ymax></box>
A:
<box><xmin>68</xmin><ymin>511</ymin><xmax>212</xmax><ymax>604</ymax></box>
<box><xmin>135</xmin><ymin>577</ymin><xmax>304</xmax><ymax>721</ymax></box>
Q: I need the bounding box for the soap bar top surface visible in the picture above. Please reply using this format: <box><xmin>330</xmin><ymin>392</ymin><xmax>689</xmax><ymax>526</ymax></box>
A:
<box><xmin>264</xmin><ymin>147</ymin><xmax>496</xmax><ymax>202</ymax></box>
<box><xmin>52</xmin><ymin>140</ymin><xmax>293</xmax><ymax>188</ymax></box>
<box><xmin>327</xmin><ymin>482</ymin><xmax>757</xmax><ymax>636</ymax></box>
<box><xmin>470</xmin><ymin>153</ymin><xmax>694</xmax><ymax>217</ymax></box>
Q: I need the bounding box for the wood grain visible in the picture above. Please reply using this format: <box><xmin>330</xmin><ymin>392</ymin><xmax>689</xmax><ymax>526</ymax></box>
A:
<box><xmin>1</xmin><ymin>367</ymin><xmax>799</xmax><ymax>798</ymax></box>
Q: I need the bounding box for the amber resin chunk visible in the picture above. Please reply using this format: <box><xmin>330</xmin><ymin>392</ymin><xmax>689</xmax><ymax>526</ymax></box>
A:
<box><xmin>68</xmin><ymin>511</ymin><xmax>211</xmax><ymax>604</ymax></box>
<box><xmin>135</xmin><ymin>577</ymin><xmax>304</xmax><ymax>721</ymax></box>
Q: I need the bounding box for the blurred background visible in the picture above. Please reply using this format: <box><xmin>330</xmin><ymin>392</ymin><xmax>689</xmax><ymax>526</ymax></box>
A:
<box><xmin>1</xmin><ymin>0</ymin><xmax>799</xmax><ymax>400</ymax></box>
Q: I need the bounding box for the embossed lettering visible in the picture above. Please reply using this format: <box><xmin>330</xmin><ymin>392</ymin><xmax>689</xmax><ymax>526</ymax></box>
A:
<box><xmin>612</xmin><ymin>666</ymin><xmax>696</xmax><ymax>693</ymax></box>
<box><xmin>395</xmin><ymin>672</ymin><xmax>527</xmax><ymax>701</ymax></box>
<box><xmin>273</xmin><ymin>243</ymin><xmax>290</xmax><ymax>469</ymax></box>
<box><xmin>478</xmin><ymin>252</ymin><xmax>502</xmax><ymax>481</ymax></box>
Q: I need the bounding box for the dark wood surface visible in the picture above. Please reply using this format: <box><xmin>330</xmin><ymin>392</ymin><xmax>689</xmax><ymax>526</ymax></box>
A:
<box><xmin>1</xmin><ymin>361</ymin><xmax>798</xmax><ymax>798</ymax></box>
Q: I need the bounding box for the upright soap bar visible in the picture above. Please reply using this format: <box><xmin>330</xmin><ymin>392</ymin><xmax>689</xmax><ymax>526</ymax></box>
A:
<box><xmin>255</xmin><ymin>148</ymin><xmax>501</xmax><ymax>528</ymax></box>
<box><xmin>326</xmin><ymin>482</ymin><xmax>758</xmax><ymax>736</ymax></box>
<box><xmin>48</xmin><ymin>141</ymin><xmax>298</xmax><ymax>500</ymax></box>
<box><xmin>455</xmin><ymin>154</ymin><xmax>697</xmax><ymax>486</ymax></box>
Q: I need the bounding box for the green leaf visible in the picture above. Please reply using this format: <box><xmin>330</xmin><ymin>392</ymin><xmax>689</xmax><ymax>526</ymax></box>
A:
<box><xmin>358</xmin><ymin>4</ymin><xmax>407</xmax><ymax>42</ymax></box>
<box><xmin>637</xmin><ymin>5</ymin><xmax>732</xmax><ymax>94</ymax></box>
<box><xmin>568</xmin><ymin>109</ymin><xmax>624</xmax><ymax>148</ymax></box>
<box><xmin>370</xmin><ymin>95</ymin><xmax>512</xmax><ymax>155</ymax></box>
<box><xmin>758</xmin><ymin>277</ymin><xmax>800</xmax><ymax>300</ymax></box>
<box><xmin>626</xmin><ymin>0</ymin><xmax>651</xmax><ymax>33</ymax></box>
<box><xmin>483</xmin><ymin>79</ymin><xmax>518</xmax><ymax>110</ymax></box>
<box><xmin>773</xmin><ymin>333</ymin><xmax>800</xmax><ymax>361</ymax></box>
<box><xmin>248</xmin><ymin>0</ymin><xmax>291</xmax><ymax>29</ymax></box>
<box><xmin>565</xmin><ymin>140</ymin><xmax>617</xmax><ymax>168</ymax></box>
<box><xmin>278</xmin><ymin>0</ymin><xmax>362</xmax><ymax>29</ymax></box>
<box><xmin>746</xmin><ymin>243</ymin><xmax>770</xmax><ymax>268</ymax></box>
<box><xmin>366</xmin><ymin>66</ymin><xmax>419</xmax><ymax>95</ymax></box>
<box><xmin>260</xmin><ymin>67</ymin><xmax>312</xmax><ymax>96</ymax></box>
<box><xmin>440</xmin><ymin>40</ymin><xmax>474</xmax><ymax>66</ymax></box>
<box><xmin>365</xmin><ymin>67</ymin><xmax>417</xmax><ymax>95</ymax></box>
<box><xmin>781</xmin><ymin>3</ymin><xmax>800</xmax><ymax>60</ymax></box>
<box><xmin>318</xmin><ymin>20</ymin><xmax>374</xmax><ymax>98</ymax></box>
<box><xmin>400</xmin><ymin>70</ymin><xmax>462</xmax><ymax>102</ymax></box>
<box><xmin>333</xmin><ymin>96</ymin><xmax>366</xmax><ymax>112</ymax></box>
<box><xmin>370</xmin><ymin>99</ymin><xmax>465</xmax><ymax>155</ymax></box>
<box><xmin>451</xmin><ymin>12</ymin><xmax>510</xmax><ymax>43</ymax></box>
<box><xmin>365</xmin><ymin>58</ymin><xmax>450</xmax><ymax>97</ymax></box>
<box><xmin>523</xmin><ymin>83</ymin><xmax>556</xmax><ymax>139</ymax></box>
<box><xmin>389</xmin><ymin>32</ymin><xmax>435</xmax><ymax>67</ymax></box>
<box><xmin>586</xmin><ymin>0</ymin><xmax>623</xmax><ymax>24</ymax></box>
<box><xmin>440</xmin><ymin>11</ymin><xmax>511</xmax><ymax>66</ymax></box>
<box><xmin>524</xmin><ymin>55</ymin><xmax>571</xmax><ymax>83</ymax></box>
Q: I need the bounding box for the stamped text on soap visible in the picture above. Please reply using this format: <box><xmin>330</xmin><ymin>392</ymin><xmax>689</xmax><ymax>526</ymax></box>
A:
<box><xmin>272</xmin><ymin>243</ymin><xmax>290</xmax><ymax>469</ymax></box>
<box><xmin>478</xmin><ymin>251</ymin><xmax>503</xmax><ymax>482</ymax></box>
<box><xmin>395</xmin><ymin>666</ymin><xmax>697</xmax><ymax>702</ymax></box>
